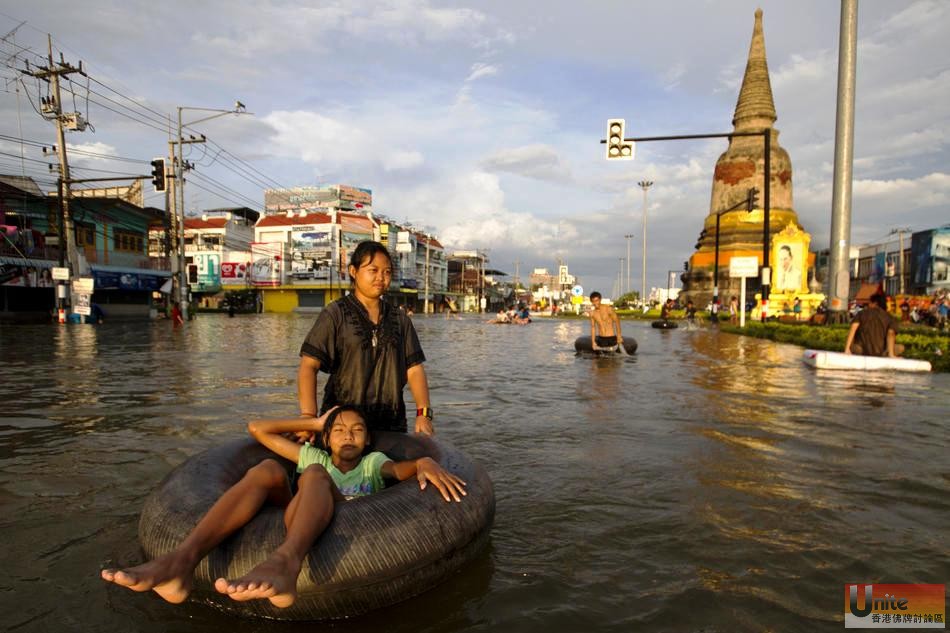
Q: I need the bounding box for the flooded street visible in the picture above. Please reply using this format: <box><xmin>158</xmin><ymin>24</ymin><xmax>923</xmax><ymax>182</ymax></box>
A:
<box><xmin>1</xmin><ymin>314</ymin><xmax>948</xmax><ymax>632</ymax></box>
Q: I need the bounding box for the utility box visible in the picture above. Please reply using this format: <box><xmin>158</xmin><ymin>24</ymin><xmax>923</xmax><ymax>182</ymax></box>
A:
<box><xmin>62</xmin><ymin>112</ymin><xmax>87</xmax><ymax>131</ymax></box>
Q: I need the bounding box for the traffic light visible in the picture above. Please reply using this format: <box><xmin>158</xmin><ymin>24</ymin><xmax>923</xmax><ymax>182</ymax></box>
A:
<box><xmin>150</xmin><ymin>158</ymin><xmax>166</xmax><ymax>192</ymax></box>
<box><xmin>605</xmin><ymin>119</ymin><xmax>635</xmax><ymax>160</ymax></box>
<box><xmin>188</xmin><ymin>264</ymin><xmax>198</xmax><ymax>284</ymax></box>
<box><xmin>746</xmin><ymin>186</ymin><xmax>759</xmax><ymax>211</ymax></box>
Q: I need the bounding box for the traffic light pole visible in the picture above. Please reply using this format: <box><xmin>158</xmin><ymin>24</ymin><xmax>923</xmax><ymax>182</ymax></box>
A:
<box><xmin>601</xmin><ymin>129</ymin><xmax>772</xmax><ymax>316</ymax></box>
<box><xmin>713</xmin><ymin>188</ymin><xmax>758</xmax><ymax>302</ymax></box>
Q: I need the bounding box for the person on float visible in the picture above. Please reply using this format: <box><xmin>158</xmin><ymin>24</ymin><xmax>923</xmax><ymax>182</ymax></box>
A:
<box><xmin>588</xmin><ymin>291</ymin><xmax>623</xmax><ymax>351</ymax></box>
<box><xmin>100</xmin><ymin>406</ymin><xmax>465</xmax><ymax>608</ymax></box>
<box><xmin>844</xmin><ymin>292</ymin><xmax>904</xmax><ymax>358</ymax></box>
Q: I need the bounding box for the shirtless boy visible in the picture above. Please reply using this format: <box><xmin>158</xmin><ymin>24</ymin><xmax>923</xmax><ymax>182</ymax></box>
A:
<box><xmin>589</xmin><ymin>292</ymin><xmax>623</xmax><ymax>351</ymax></box>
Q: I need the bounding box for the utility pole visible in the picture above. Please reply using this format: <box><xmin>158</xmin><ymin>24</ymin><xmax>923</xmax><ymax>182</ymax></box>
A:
<box><xmin>637</xmin><ymin>181</ymin><xmax>653</xmax><ymax>305</ymax></box>
<box><xmin>624</xmin><ymin>233</ymin><xmax>634</xmax><ymax>296</ymax></box>
<box><xmin>21</xmin><ymin>36</ymin><xmax>85</xmax><ymax>322</ymax></box>
<box><xmin>166</xmin><ymin>140</ymin><xmax>177</xmax><ymax>263</ymax></box>
<box><xmin>889</xmin><ymin>227</ymin><xmax>911</xmax><ymax>296</ymax></box>
<box><xmin>513</xmin><ymin>260</ymin><xmax>521</xmax><ymax>292</ymax></box>
<box><xmin>424</xmin><ymin>234</ymin><xmax>430</xmax><ymax>314</ymax></box>
<box><xmin>826</xmin><ymin>0</ymin><xmax>859</xmax><ymax>322</ymax></box>
<box><xmin>618</xmin><ymin>257</ymin><xmax>624</xmax><ymax>300</ymax></box>
<box><xmin>175</xmin><ymin>104</ymin><xmax>251</xmax><ymax>322</ymax></box>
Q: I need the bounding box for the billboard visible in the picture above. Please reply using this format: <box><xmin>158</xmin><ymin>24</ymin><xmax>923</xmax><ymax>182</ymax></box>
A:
<box><xmin>249</xmin><ymin>242</ymin><xmax>284</xmax><ymax>287</ymax></box>
<box><xmin>192</xmin><ymin>253</ymin><xmax>221</xmax><ymax>292</ymax></box>
<box><xmin>338</xmin><ymin>185</ymin><xmax>372</xmax><ymax>206</ymax></box>
<box><xmin>220</xmin><ymin>260</ymin><xmax>249</xmax><ymax>286</ymax></box>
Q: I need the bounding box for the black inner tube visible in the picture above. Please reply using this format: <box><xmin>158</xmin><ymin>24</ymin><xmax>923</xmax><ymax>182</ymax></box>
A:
<box><xmin>138</xmin><ymin>433</ymin><xmax>494</xmax><ymax>620</ymax></box>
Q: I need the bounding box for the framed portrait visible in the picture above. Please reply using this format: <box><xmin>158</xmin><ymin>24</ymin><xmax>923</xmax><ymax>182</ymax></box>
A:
<box><xmin>773</xmin><ymin>240</ymin><xmax>805</xmax><ymax>292</ymax></box>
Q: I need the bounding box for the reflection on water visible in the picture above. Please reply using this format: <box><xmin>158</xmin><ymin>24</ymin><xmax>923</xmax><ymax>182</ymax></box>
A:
<box><xmin>1</xmin><ymin>315</ymin><xmax>949</xmax><ymax>632</ymax></box>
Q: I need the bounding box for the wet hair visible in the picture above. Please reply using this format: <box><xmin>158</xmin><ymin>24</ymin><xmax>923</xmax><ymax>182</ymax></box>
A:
<box><xmin>349</xmin><ymin>241</ymin><xmax>393</xmax><ymax>271</ymax></box>
<box><xmin>590</xmin><ymin>291</ymin><xmax>602</xmax><ymax>300</ymax></box>
<box><xmin>869</xmin><ymin>293</ymin><xmax>887</xmax><ymax>310</ymax></box>
<box><xmin>320</xmin><ymin>405</ymin><xmax>371</xmax><ymax>453</ymax></box>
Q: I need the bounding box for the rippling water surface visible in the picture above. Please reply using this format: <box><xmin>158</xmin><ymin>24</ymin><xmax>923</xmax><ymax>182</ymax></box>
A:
<box><xmin>1</xmin><ymin>314</ymin><xmax>948</xmax><ymax>632</ymax></box>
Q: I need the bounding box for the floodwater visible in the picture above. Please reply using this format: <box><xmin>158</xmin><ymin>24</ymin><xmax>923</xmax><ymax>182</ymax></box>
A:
<box><xmin>1</xmin><ymin>313</ymin><xmax>948</xmax><ymax>632</ymax></box>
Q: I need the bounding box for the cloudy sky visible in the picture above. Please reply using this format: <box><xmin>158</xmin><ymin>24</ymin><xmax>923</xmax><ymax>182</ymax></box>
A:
<box><xmin>1</xmin><ymin>1</ymin><xmax>947</xmax><ymax>296</ymax></box>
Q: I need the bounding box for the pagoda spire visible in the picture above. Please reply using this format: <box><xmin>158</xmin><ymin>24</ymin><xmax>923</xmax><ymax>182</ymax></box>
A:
<box><xmin>732</xmin><ymin>8</ymin><xmax>777</xmax><ymax>132</ymax></box>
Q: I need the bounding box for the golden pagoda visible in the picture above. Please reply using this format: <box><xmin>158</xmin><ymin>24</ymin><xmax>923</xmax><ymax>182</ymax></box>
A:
<box><xmin>681</xmin><ymin>9</ymin><xmax>822</xmax><ymax>317</ymax></box>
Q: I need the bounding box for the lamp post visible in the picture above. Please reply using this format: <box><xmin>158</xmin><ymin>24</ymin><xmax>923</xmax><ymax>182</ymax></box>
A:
<box><xmin>637</xmin><ymin>181</ymin><xmax>653</xmax><ymax>306</ymax></box>
<box><xmin>624</xmin><ymin>233</ymin><xmax>634</xmax><ymax>296</ymax></box>
<box><xmin>175</xmin><ymin>103</ymin><xmax>251</xmax><ymax>322</ymax></box>
<box><xmin>618</xmin><ymin>257</ymin><xmax>625</xmax><ymax>300</ymax></box>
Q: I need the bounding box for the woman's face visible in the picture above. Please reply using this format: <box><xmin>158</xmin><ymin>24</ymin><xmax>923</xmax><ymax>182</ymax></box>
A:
<box><xmin>779</xmin><ymin>248</ymin><xmax>792</xmax><ymax>271</ymax></box>
<box><xmin>349</xmin><ymin>251</ymin><xmax>392</xmax><ymax>300</ymax></box>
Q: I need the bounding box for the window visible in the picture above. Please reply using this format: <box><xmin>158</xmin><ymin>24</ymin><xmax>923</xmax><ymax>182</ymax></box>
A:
<box><xmin>114</xmin><ymin>229</ymin><xmax>145</xmax><ymax>253</ymax></box>
<box><xmin>75</xmin><ymin>223</ymin><xmax>95</xmax><ymax>247</ymax></box>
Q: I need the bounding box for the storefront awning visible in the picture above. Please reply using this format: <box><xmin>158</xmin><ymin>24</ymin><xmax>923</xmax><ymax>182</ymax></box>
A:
<box><xmin>90</xmin><ymin>264</ymin><xmax>171</xmax><ymax>291</ymax></box>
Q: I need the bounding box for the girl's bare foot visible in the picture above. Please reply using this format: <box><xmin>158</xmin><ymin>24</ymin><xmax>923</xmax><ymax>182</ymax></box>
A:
<box><xmin>100</xmin><ymin>552</ymin><xmax>196</xmax><ymax>604</ymax></box>
<box><xmin>213</xmin><ymin>550</ymin><xmax>301</xmax><ymax>608</ymax></box>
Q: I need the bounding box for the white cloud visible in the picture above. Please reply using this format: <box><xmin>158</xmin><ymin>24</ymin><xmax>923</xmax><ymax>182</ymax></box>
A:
<box><xmin>661</xmin><ymin>63</ymin><xmax>686</xmax><ymax>91</ymax></box>
<box><xmin>262</xmin><ymin>110</ymin><xmax>424</xmax><ymax>172</ymax></box>
<box><xmin>480</xmin><ymin>144</ymin><xmax>572</xmax><ymax>183</ymax></box>
<box><xmin>466</xmin><ymin>62</ymin><xmax>499</xmax><ymax>83</ymax></box>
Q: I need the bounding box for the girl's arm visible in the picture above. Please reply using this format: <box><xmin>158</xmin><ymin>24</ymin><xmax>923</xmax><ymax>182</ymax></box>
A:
<box><xmin>380</xmin><ymin>457</ymin><xmax>467</xmax><ymax>503</ymax></box>
<box><xmin>247</xmin><ymin>408</ymin><xmax>336</xmax><ymax>463</ymax></box>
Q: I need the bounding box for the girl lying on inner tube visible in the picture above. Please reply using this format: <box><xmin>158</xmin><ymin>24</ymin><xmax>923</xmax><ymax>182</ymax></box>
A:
<box><xmin>100</xmin><ymin>405</ymin><xmax>466</xmax><ymax>609</ymax></box>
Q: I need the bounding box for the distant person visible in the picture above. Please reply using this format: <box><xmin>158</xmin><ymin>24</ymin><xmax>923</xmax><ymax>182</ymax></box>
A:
<box><xmin>844</xmin><ymin>293</ymin><xmax>903</xmax><ymax>357</ymax></box>
<box><xmin>588</xmin><ymin>291</ymin><xmax>623</xmax><ymax>351</ymax></box>
<box><xmin>171</xmin><ymin>302</ymin><xmax>184</xmax><ymax>327</ymax></box>
<box><xmin>792</xmin><ymin>297</ymin><xmax>802</xmax><ymax>321</ymax></box>
<box><xmin>899</xmin><ymin>298</ymin><xmax>910</xmax><ymax>323</ymax></box>
<box><xmin>685</xmin><ymin>300</ymin><xmax>697</xmax><ymax>325</ymax></box>
<box><xmin>90</xmin><ymin>303</ymin><xmax>105</xmax><ymax>325</ymax></box>
<box><xmin>660</xmin><ymin>299</ymin><xmax>672</xmax><ymax>321</ymax></box>
<box><xmin>100</xmin><ymin>406</ymin><xmax>464</xmax><ymax>609</ymax></box>
<box><xmin>729</xmin><ymin>296</ymin><xmax>738</xmax><ymax>324</ymax></box>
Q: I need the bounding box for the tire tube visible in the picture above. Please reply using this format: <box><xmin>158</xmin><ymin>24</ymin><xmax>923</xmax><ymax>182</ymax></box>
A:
<box><xmin>574</xmin><ymin>335</ymin><xmax>638</xmax><ymax>354</ymax></box>
<box><xmin>138</xmin><ymin>433</ymin><xmax>495</xmax><ymax>620</ymax></box>
<box><xmin>651</xmin><ymin>320</ymin><xmax>679</xmax><ymax>329</ymax></box>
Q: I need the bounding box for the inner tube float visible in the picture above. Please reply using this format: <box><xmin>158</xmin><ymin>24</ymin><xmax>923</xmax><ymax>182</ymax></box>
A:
<box><xmin>138</xmin><ymin>433</ymin><xmax>495</xmax><ymax>620</ymax></box>
<box><xmin>651</xmin><ymin>319</ymin><xmax>678</xmax><ymax>329</ymax></box>
<box><xmin>574</xmin><ymin>335</ymin><xmax>638</xmax><ymax>355</ymax></box>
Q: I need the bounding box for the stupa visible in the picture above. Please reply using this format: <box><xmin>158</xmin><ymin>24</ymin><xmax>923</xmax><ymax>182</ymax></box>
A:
<box><xmin>681</xmin><ymin>9</ymin><xmax>822</xmax><ymax>317</ymax></box>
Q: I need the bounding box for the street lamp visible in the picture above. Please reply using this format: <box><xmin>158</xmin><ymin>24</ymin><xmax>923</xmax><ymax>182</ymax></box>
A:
<box><xmin>624</xmin><ymin>233</ymin><xmax>634</xmax><ymax>296</ymax></box>
<box><xmin>638</xmin><ymin>181</ymin><xmax>653</xmax><ymax>306</ymax></box>
<box><xmin>175</xmin><ymin>103</ymin><xmax>252</xmax><ymax>321</ymax></box>
<box><xmin>618</xmin><ymin>257</ymin><xmax>624</xmax><ymax>300</ymax></box>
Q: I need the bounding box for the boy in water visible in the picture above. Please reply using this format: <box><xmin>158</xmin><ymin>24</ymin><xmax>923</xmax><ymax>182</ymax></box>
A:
<box><xmin>588</xmin><ymin>291</ymin><xmax>623</xmax><ymax>351</ymax></box>
<box><xmin>100</xmin><ymin>406</ymin><xmax>465</xmax><ymax>609</ymax></box>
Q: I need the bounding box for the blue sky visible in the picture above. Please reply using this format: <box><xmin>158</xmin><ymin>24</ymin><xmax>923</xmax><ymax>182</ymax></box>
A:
<box><xmin>1</xmin><ymin>1</ymin><xmax>947</xmax><ymax>297</ymax></box>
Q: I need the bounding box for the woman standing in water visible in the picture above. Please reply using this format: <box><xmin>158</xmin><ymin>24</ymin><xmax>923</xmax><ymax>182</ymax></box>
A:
<box><xmin>297</xmin><ymin>241</ymin><xmax>435</xmax><ymax>435</ymax></box>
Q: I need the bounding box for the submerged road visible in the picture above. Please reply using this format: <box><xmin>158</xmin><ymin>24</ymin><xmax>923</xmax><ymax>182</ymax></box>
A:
<box><xmin>1</xmin><ymin>314</ymin><xmax>947</xmax><ymax>632</ymax></box>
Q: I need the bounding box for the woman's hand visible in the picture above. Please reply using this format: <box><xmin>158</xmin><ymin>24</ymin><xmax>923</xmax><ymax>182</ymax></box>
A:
<box><xmin>415</xmin><ymin>457</ymin><xmax>466</xmax><ymax>502</ymax></box>
<box><xmin>414</xmin><ymin>414</ymin><xmax>434</xmax><ymax>436</ymax></box>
